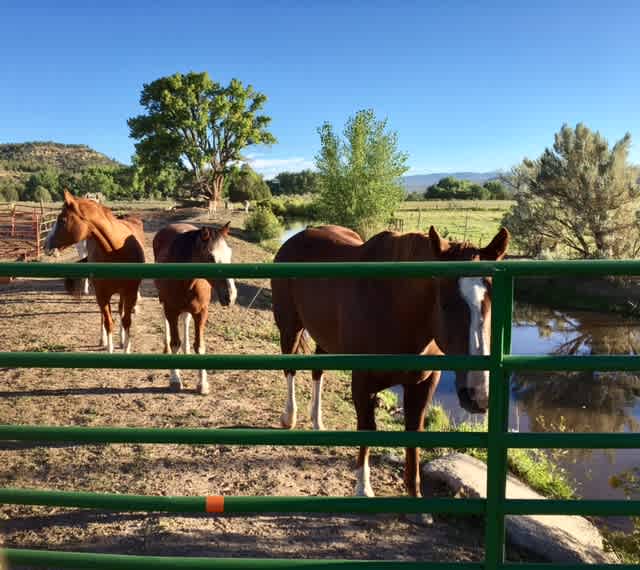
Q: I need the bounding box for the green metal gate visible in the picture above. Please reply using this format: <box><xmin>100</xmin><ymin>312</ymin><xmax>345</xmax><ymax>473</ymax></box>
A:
<box><xmin>0</xmin><ymin>259</ymin><xmax>639</xmax><ymax>569</ymax></box>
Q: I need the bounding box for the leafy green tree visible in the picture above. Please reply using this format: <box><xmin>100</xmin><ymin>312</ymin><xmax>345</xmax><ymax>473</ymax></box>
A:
<box><xmin>502</xmin><ymin>123</ymin><xmax>640</xmax><ymax>258</ymax></box>
<box><xmin>33</xmin><ymin>186</ymin><xmax>52</xmax><ymax>202</ymax></box>
<box><xmin>316</xmin><ymin>109</ymin><xmax>408</xmax><ymax>237</ymax></box>
<box><xmin>128</xmin><ymin>72</ymin><xmax>276</xmax><ymax>213</ymax></box>
<box><xmin>483</xmin><ymin>179</ymin><xmax>510</xmax><ymax>199</ymax></box>
<box><xmin>268</xmin><ymin>170</ymin><xmax>320</xmax><ymax>196</ymax></box>
<box><xmin>24</xmin><ymin>168</ymin><xmax>60</xmax><ymax>201</ymax></box>
<box><xmin>225</xmin><ymin>164</ymin><xmax>271</xmax><ymax>203</ymax></box>
<box><xmin>77</xmin><ymin>167</ymin><xmax>121</xmax><ymax>199</ymax></box>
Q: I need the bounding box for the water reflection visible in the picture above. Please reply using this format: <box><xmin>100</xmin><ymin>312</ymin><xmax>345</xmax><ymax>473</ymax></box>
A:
<box><xmin>508</xmin><ymin>304</ymin><xmax>640</xmax><ymax>514</ymax></box>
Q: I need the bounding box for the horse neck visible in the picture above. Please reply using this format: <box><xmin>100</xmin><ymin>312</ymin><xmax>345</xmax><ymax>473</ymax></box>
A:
<box><xmin>84</xmin><ymin>210</ymin><xmax>129</xmax><ymax>253</ymax></box>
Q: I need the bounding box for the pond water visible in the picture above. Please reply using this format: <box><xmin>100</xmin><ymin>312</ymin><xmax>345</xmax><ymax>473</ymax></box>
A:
<box><xmin>428</xmin><ymin>304</ymin><xmax>640</xmax><ymax>527</ymax></box>
<box><xmin>279</xmin><ymin>220</ymin><xmax>311</xmax><ymax>243</ymax></box>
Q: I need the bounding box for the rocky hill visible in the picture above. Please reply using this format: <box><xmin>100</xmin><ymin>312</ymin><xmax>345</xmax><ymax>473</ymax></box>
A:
<box><xmin>0</xmin><ymin>141</ymin><xmax>120</xmax><ymax>176</ymax></box>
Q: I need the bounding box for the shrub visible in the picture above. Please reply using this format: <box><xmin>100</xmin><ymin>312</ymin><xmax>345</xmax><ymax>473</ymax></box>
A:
<box><xmin>244</xmin><ymin>206</ymin><xmax>283</xmax><ymax>241</ymax></box>
<box><xmin>33</xmin><ymin>186</ymin><xmax>53</xmax><ymax>202</ymax></box>
<box><xmin>0</xmin><ymin>187</ymin><xmax>19</xmax><ymax>202</ymax></box>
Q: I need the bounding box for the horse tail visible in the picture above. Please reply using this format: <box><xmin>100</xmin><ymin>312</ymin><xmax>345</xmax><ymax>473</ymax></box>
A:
<box><xmin>64</xmin><ymin>258</ymin><xmax>89</xmax><ymax>297</ymax></box>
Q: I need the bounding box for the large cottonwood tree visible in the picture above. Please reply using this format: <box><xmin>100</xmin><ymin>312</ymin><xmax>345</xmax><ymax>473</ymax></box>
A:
<box><xmin>128</xmin><ymin>72</ymin><xmax>275</xmax><ymax>213</ymax></box>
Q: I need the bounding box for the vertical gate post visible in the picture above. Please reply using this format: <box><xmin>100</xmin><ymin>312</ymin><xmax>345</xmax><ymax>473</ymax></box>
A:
<box><xmin>484</xmin><ymin>269</ymin><xmax>513</xmax><ymax>570</ymax></box>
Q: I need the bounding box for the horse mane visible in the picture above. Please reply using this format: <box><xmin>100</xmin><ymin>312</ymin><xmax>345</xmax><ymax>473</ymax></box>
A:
<box><xmin>167</xmin><ymin>229</ymin><xmax>202</xmax><ymax>262</ymax></box>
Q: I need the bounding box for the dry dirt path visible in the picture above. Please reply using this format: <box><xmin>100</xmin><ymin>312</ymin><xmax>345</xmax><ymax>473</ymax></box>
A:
<box><xmin>0</xmin><ymin>209</ymin><xmax>484</xmax><ymax>563</ymax></box>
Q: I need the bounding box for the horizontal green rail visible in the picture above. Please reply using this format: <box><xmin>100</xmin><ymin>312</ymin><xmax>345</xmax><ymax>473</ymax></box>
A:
<box><xmin>3</xmin><ymin>488</ymin><xmax>639</xmax><ymax>517</ymax></box>
<box><xmin>0</xmin><ymin>352</ymin><xmax>487</xmax><ymax>370</ymax></box>
<box><xmin>2</xmin><ymin>425</ymin><xmax>639</xmax><ymax>449</ymax></box>
<box><xmin>0</xmin><ymin>550</ymin><xmax>481</xmax><ymax>570</ymax></box>
<box><xmin>0</xmin><ymin>425</ymin><xmax>487</xmax><ymax>448</ymax></box>
<box><xmin>5</xmin><ymin>352</ymin><xmax>640</xmax><ymax>372</ymax></box>
<box><xmin>0</xmin><ymin>488</ymin><xmax>484</xmax><ymax>515</ymax></box>
<box><xmin>5</xmin><ymin>258</ymin><xmax>640</xmax><ymax>278</ymax></box>
<box><xmin>3</xmin><ymin>549</ymin><xmax>637</xmax><ymax>570</ymax></box>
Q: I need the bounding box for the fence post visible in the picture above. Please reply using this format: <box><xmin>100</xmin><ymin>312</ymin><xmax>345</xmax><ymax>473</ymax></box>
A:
<box><xmin>484</xmin><ymin>269</ymin><xmax>513</xmax><ymax>570</ymax></box>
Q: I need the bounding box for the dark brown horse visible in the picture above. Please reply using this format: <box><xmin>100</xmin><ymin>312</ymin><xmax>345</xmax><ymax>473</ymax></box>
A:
<box><xmin>272</xmin><ymin>224</ymin><xmax>509</xmax><ymax>519</ymax></box>
<box><xmin>153</xmin><ymin>223</ymin><xmax>237</xmax><ymax>394</ymax></box>
<box><xmin>45</xmin><ymin>190</ymin><xmax>145</xmax><ymax>353</ymax></box>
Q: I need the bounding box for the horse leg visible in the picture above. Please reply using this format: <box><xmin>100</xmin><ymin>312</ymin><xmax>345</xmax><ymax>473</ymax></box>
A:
<box><xmin>118</xmin><ymin>296</ymin><xmax>126</xmax><ymax>349</ymax></box>
<box><xmin>311</xmin><ymin>345</ymin><xmax>326</xmax><ymax>430</ymax></box>
<box><xmin>82</xmin><ymin>278</ymin><xmax>90</xmax><ymax>296</ymax></box>
<box><xmin>163</xmin><ymin>316</ymin><xmax>171</xmax><ymax>354</ymax></box>
<box><xmin>120</xmin><ymin>291</ymin><xmax>137</xmax><ymax>354</ymax></box>
<box><xmin>193</xmin><ymin>308</ymin><xmax>209</xmax><ymax>395</ymax></box>
<box><xmin>165</xmin><ymin>310</ymin><xmax>183</xmax><ymax>390</ymax></box>
<box><xmin>352</xmin><ymin>373</ymin><xmax>377</xmax><ymax>497</ymax></box>
<box><xmin>96</xmin><ymin>292</ymin><xmax>114</xmax><ymax>353</ymax></box>
<box><xmin>403</xmin><ymin>371</ymin><xmax>441</xmax><ymax>525</ymax></box>
<box><xmin>279</xmin><ymin>327</ymin><xmax>305</xmax><ymax>429</ymax></box>
<box><xmin>182</xmin><ymin>313</ymin><xmax>192</xmax><ymax>354</ymax></box>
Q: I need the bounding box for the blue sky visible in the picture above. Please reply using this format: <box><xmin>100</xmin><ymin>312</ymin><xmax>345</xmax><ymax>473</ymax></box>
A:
<box><xmin>2</xmin><ymin>0</ymin><xmax>639</xmax><ymax>177</ymax></box>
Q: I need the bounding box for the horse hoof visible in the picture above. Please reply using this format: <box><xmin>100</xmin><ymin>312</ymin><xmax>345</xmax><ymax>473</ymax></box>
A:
<box><xmin>312</xmin><ymin>422</ymin><xmax>326</xmax><ymax>431</ymax></box>
<box><xmin>198</xmin><ymin>382</ymin><xmax>210</xmax><ymax>395</ymax></box>
<box><xmin>280</xmin><ymin>413</ymin><xmax>297</xmax><ymax>430</ymax></box>
<box><xmin>169</xmin><ymin>382</ymin><xmax>183</xmax><ymax>392</ymax></box>
<box><xmin>406</xmin><ymin>513</ymin><xmax>434</xmax><ymax>526</ymax></box>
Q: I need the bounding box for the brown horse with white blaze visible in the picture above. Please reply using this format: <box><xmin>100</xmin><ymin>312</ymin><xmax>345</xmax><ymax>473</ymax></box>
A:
<box><xmin>45</xmin><ymin>190</ymin><xmax>145</xmax><ymax>353</ymax></box>
<box><xmin>153</xmin><ymin>223</ymin><xmax>237</xmax><ymax>395</ymax></box>
<box><xmin>271</xmin><ymin>224</ymin><xmax>509</xmax><ymax>519</ymax></box>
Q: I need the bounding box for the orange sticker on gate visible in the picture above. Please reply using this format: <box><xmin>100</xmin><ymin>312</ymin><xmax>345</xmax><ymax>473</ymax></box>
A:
<box><xmin>205</xmin><ymin>495</ymin><xmax>224</xmax><ymax>513</ymax></box>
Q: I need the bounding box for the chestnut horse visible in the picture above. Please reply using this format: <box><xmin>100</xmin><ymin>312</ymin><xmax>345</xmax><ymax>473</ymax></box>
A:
<box><xmin>272</xmin><ymin>224</ymin><xmax>509</xmax><ymax>518</ymax></box>
<box><xmin>45</xmin><ymin>190</ymin><xmax>145</xmax><ymax>353</ymax></box>
<box><xmin>153</xmin><ymin>223</ymin><xmax>237</xmax><ymax>394</ymax></box>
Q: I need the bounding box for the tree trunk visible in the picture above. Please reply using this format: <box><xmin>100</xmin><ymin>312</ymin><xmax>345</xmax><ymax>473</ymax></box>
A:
<box><xmin>212</xmin><ymin>174</ymin><xmax>225</xmax><ymax>215</ymax></box>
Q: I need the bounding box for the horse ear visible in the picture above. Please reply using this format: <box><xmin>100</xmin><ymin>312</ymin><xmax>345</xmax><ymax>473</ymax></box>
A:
<box><xmin>63</xmin><ymin>189</ymin><xmax>75</xmax><ymax>205</ymax></box>
<box><xmin>428</xmin><ymin>226</ymin><xmax>449</xmax><ymax>258</ymax></box>
<box><xmin>219</xmin><ymin>221</ymin><xmax>231</xmax><ymax>237</ymax></box>
<box><xmin>482</xmin><ymin>227</ymin><xmax>510</xmax><ymax>260</ymax></box>
<box><xmin>200</xmin><ymin>227</ymin><xmax>211</xmax><ymax>242</ymax></box>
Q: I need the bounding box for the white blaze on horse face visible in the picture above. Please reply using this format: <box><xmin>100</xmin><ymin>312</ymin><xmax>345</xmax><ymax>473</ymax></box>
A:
<box><xmin>458</xmin><ymin>277</ymin><xmax>490</xmax><ymax>408</ymax></box>
<box><xmin>280</xmin><ymin>373</ymin><xmax>297</xmax><ymax>429</ymax></box>
<box><xmin>75</xmin><ymin>240</ymin><xmax>89</xmax><ymax>259</ymax></box>
<box><xmin>311</xmin><ymin>374</ymin><xmax>325</xmax><ymax>430</ymax></box>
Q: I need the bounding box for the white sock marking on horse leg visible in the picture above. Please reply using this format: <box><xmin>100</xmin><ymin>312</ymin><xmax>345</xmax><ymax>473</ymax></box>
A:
<box><xmin>120</xmin><ymin>319</ymin><xmax>126</xmax><ymax>349</ymax></box>
<box><xmin>82</xmin><ymin>278</ymin><xmax>89</xmax><ymax>295</ymax></box>
<box><xmin>311</xmin><ymin>374</ymin><xmax>325</xmax><ymax>430</ymax></box>
<box><xmin>280</xmin><ymin>373</ymin><xmax>297</xmax><ymax>429</ymax></box>
<box><xmin>183</xmin><ymin>313</ymin><xmax>192</xmax><ymax>354</ymax></box>
<box><xmin>163</xmin><ymin>318</ymin><xmax>171</xmax><ymax>353</ymax></box>
<box><xmin>100</xmin><ymin>321</ymin><xmax>108</xmax><ymax>348</ymax></box>
<box><xmin>107</xmin><ymin>332</ymin><xmax>114</xmax><ymax>354</ymax></box>
<box><xmin>355</xmin><ymin>461</ymin><xmax>374</xmax><ymax>497</ymax></box>
<box><xmin>197</xmin><ymin>344</ymin><xmax>209</xmax><ymax>395</ymax></box>
<box><xmin>169</xmin><ymin>344</ymin><xmax>183</xmax><ymax>390</ymax></box>
<box><xmin>123</xmin><ymin>328</ymin><xmax>132</xmax><ymax>354</ymax></box>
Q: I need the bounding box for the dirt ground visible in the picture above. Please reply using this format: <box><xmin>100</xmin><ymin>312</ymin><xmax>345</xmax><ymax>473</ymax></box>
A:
<box><xmin>0</xmin><ymin>208</ymin><xmax>485</xmax><ymax>564</ymax></box>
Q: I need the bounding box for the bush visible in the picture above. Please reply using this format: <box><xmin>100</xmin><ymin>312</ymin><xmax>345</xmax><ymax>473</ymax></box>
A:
<box><xmin>33</xmin><ymin>186</ymin><xmax>53</xmax><ymax>202</ymax></box>
<box><xmin>257</xmin><ymin>196</ymin><xmax>321</xmax><ymax>220</ymax></box>
<box><xmin>244</xmin><ymin>206</ymin><xmax>283</xmax><ymax>241</ymax></box>
<box><xmin>0</xmin><ymin>187</ymin><xmax>19</xmax><ymax>202</ymax></box>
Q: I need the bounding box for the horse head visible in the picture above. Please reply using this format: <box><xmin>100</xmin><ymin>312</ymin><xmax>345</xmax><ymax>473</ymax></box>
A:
<box><xmin>193</xmin><ymin>221</ymin><xmax>237</xmax><ymax>307</ymax></box>
<box><xmin>429</xmin><ymin>226</ymin><xmax>510</xmax><ymax>414</ymax></box>
<box><xmin>45</xmin><ymin>190</ymin><xmax>101</xmax><ymax>253</ymax></box>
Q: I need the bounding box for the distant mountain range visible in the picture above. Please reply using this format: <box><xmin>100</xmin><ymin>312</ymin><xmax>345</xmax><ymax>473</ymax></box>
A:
<box><xmin>402</xmin><ymin>171</ymin><xmax>500</xmax><ymax>190</ymax></box>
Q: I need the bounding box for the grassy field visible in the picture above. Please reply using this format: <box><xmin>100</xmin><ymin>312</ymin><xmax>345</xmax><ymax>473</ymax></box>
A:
<box><xmin>395</xmin><ymin>200</ymin><xmax>514</xmax><ymax>247</ymax></box>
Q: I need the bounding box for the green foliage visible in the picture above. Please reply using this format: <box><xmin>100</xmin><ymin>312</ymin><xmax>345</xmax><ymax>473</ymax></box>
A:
<box><xmin>244</xmin><ymin>206</ymin><xmax>283</xmax><ymax>241</ymax></box>
<box><xmin>268</xmin><ymin>170</ymin><xmax>320</xmax><ymax>196</ymax></box>
<box><xmin>257</xmin><ymin>196</ymin><xmax>321</xmax><ymax>220</ymax></box>
<box><xmin>23</xmin><ymin>168</ymin><xmax>61</xmax><ymax>201</ymax></box>
<box><xmin>225</xmin><ymin>164</ymin><xmax>271</xmax><ymax>203</ymax></box>
<box><xmin>316</xmin><ymin>109</ymin><xmax>408</xmax><ymax>238</ymax></box>
<box><xmin>502</xmin><ymin>123</ymin><xmax>640</xmax><ymax>258</ymax></box>
<box><xmin>424</xmin><ymin>404</ymin><xmax>574</xmax><ymax>500</ymax></box>
<box><xmin>604</xmin><ymin>467</ymin><xmax>640</xmax><ymax>563</ymax></box>
<box><xmin>128</xmin><ymin>71</ymin><xmax>276</xmax><ymax>207</ymax></box>
<box><xmin>424</xmin><ymin>177</ymin><xmax>508</xmax><ymax>200</ymax></box>
<box><xmin>33</xmin><ymin>186</ymin><xmax>52</xmax><ymax>202</ymax></box>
